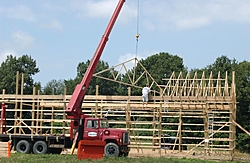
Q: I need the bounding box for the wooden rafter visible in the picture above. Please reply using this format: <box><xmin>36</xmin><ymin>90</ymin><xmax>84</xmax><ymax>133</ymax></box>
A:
<box><xmin>161</xmin><ymin>71</ymin><xmax>234</xmax><ymax>97</ymax></box>
<box><xmin>93</xmin><ymin>57</ymin><xmax>162</xmax><ymax>93</ymax></box>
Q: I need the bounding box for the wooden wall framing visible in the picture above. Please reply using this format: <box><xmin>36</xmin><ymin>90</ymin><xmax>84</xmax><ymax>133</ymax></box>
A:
<box><xmin>0</xmin><ymin>71</ymin><xmax>239</xmax><ymax>160</ymax></box>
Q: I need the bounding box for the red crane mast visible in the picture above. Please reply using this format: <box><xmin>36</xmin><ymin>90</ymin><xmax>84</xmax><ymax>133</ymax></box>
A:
<box><xmin>66</xmin><ymin>0</ymin><xmax>125</xmax><ymax>122</ymax></box>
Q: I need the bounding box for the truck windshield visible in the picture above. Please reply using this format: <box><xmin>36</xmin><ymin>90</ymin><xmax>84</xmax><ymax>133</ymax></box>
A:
<box><xmin>100</xmin><ymin>119</ymin><xmax>109</xmax><ymax>128</ymax></box>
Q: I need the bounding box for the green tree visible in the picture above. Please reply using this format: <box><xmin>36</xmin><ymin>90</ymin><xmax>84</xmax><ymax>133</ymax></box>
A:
<box><xmin>65</xmin><ymin>60</ymin><xmax>120</xmax><ymax>95</ymax></box>
<box><xmin>0</xmin><ymin>54</ymin><xmax>40</xmax><ymax>94</ymax></box>
<box><xmin>43</xmin><ymin>79</ymin><xmax>65</xmax><ymax>95</ymax></box>
<box><xmin>189</xmin><ymin>55</ymin><xmax>237</xmax><ymax>80</ymax></box>
<box><xmin>64</xmin><ymin>78</ymin><xmax>78</xmax><ymax>95</ymax></box>
<box><xmin>234</xmin><ymin>61</ymin><xmax>250</xmax><ymax>152</ymax></box>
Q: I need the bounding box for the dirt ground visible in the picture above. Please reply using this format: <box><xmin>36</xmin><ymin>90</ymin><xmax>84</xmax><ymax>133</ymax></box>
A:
<box><xmin>62</xmin><ymin>148</ymin><xmax>204</xmax><ymax>160</ymax></box>
<box><xmin>128</xmin><ymin>148</ymin><xmax>204</xmax><ymax>159</ymax></box>
<box><xmin>65</xmin><ymin>148</ymin><xmax>250</xmax><ymax>162</ymax></box>
<box><xmin>128</xmin><ymin>149</ymin><xmax>250</xmax><ymax>162</ymax></box>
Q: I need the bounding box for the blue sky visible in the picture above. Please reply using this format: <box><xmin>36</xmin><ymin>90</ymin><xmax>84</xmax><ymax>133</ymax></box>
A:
<box><xmin>0</xmin><ymin>0</ymin><xmax>250</xmax><ymax>87</ymax></box>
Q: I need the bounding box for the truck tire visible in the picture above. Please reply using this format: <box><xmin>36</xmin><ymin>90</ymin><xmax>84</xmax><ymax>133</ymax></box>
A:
<box><xmin>104</xmin><ymin>142</ymin><xmax>119</xmax><ymax>157</ymax></box>
<box><xmin>16</xmin><ymin>140</ymin><xmax>31</xmax><ymax>154</ymax></box>
<box><xmin>33</xmin><ymin>141</ymin><xmax>48</xmax><ymax>154</ymax></box>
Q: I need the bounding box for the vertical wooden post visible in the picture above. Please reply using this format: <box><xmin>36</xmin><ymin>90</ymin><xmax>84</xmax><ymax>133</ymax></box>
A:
<box><xmin>158</xmin><ymin>89</ymin><xmax>163</xmax><ymax>153</ymax></box>
<box><xmin>51</xmin><ymin>106</ymin><xmax>54</xmax><ymax>134</ymax></box>
<box><xmin>126</xmin><ymin>87</ymin><xmax>131</xmax><ymax>131</ymax></box>
<box><xmin>39</xmin><ymin>90</ymin><xmax>43</xmax><ymax>134</ymax></box>
<box><xmin>0</xmin><ymin>89</ymin><xmax>6</xmax><ymax>134</ymax></box>
<box><xmin>36</xmin><ymin>90</ymin><xmax>40</xmax><ymax>134</ymax></box>
<box><xmin>158</xmin><ymin>104</ymin><xmax>162</xmax><ymax>155</ymax></box>
<box><xmin>204</xmin><ymin>104</ymin><xmax>209</xmax><ymax>156</ymax></box>
<box><xmin>100</xmin><ymin>98</ymin><xmax>103</xmax><ymax>118</ymax></box>
<box><xmin>179</xmin><ymin>108</ymin><xmax>182</xmax><ymax>152</ymax></box>
<box><xmin>95</xmin><ymin>85</ymin><xmax>99</xmax><ymax>118</ymax></box>
<box><xmin>152</xmin><ymin>108</ymin><xmax>156</xmax><ymax>151</ymax></box>
<box><xmin>152</xmin><ymin>89</ymin><xmax>159</xmax><ymax>150</ymax></box>
<box><xmin>31</xmin><ymin>86</ymin><xmax>36</xmax><ymax>134</ymax></box>
<box><xmin>14</xmin><ymin>71</ymin><xmax>19</xmax><ymax>134</ymax></box>
<box><xmin>229</xmin><ymin>71</ymin><xmax>236</xmax><ymax>160</ymax></box>
<box><xmin>19</xmin><ymin>73</ymin><xmax>24</xmax><ymax>134</ymax></box>
<box><xmin>63</xmin><ymin>87</ymin><xmax>67</xmax><ymax>135</ymax></box>
<box><xmin>152</xmin><ymin>89</ymin><xmax>160</xmax><ymax>151</ymax></box>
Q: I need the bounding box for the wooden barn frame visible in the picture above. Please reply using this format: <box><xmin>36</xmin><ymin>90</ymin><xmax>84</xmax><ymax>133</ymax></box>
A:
<box><xmin>0</xmin><ymin>66</ymin><xmax>238</xmax><ymax>160</ymax></box>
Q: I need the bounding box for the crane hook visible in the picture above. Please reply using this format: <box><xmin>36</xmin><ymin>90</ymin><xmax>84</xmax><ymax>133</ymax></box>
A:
<box><xmin>136</xmin><ymin>33</ymin><xmax>139</xmax><ymax>41</ymax></box>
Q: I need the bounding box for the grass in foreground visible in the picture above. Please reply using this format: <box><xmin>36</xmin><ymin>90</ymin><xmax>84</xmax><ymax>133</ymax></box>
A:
<box><xmin>0</xmin><ymin>153</ymin><xmax>246</xmax><ymax>163</ymax></box>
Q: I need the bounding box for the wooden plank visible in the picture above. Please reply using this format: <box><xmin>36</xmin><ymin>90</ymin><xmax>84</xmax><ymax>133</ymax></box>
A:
<box><xmin>128</xmin><ymin>145</ymin><xmax>160</xmax><ymax>149</ymax></box>
<box><xmin>5</xmin><ymin>119</ymin><xmax>70</xmax><ymax>123</ymax></box>
<box><xmin>0</xmin><ymin>94</ymin><xmax>233</xmax><ymax>102</ymax></box>
<box><xmin>5</xmin><ymin>125</ymin><xmax>70</xmax><ymax>129</ymax></box>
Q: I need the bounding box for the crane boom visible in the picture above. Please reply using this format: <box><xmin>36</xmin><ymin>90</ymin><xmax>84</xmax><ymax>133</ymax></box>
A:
<box><xmin>66</xmin><ymin>0</ymin><xmax>126</xmax><ymax>118</ymax></box>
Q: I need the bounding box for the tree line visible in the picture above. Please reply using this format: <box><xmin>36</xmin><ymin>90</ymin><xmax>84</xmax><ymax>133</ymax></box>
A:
<box><xmin>0</xmin><ymin>53</ymin><xmax>249</xmax><ymax>152</ymax></box>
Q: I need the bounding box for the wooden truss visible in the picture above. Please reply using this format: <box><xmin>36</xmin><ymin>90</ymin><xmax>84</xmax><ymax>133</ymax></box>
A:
<box><xmin>93</xmin><ymin>57</ymin><xmax>162</xmax><ymax>93</ymax></box>
<box><xmin>161</xmin><ymin>71</ymin><xmax>233</xmax><ymax>97</ymax></box>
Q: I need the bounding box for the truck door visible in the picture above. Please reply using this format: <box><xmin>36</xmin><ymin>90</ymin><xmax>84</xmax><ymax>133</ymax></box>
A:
<box><xmin>84</xmin><ymin>120</ymin><xmax>101</xmax><ymax>140</ymax></box>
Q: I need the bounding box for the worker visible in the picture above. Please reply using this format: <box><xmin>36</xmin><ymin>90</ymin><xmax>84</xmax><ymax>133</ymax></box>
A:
<box><xmin>142</xmin><ymin>83</ymin><xmax>151</xmax><ymax>107</ymax></box>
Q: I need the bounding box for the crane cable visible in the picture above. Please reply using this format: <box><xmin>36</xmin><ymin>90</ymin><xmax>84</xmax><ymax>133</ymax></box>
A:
<box><xmin>135</xmin><ymin>0</ymin><xmax>140</xmax><ymax>58</ymax></box>
<box><xmin>133</xmin><ymin>0</ymin><xmax>140</xmax><ymax>84</ymax></box>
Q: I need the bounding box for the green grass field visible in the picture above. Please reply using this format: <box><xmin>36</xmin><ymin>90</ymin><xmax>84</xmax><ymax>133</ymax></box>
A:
<box><xmin>0</xmin><ymin>153</ymin><xmax>246</xmax><ymax>163</ymax></box>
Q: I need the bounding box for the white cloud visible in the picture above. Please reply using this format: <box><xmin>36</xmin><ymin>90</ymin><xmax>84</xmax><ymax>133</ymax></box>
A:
<box><xmin>0</xmin><ymin>5</ymin><xmax>35</xmax><ymax>21</ymax></box>
<box><xmin>141</xmin><ymin>0</ymin><xmax>250</xmax><ymax>31</ymax></box>
<box><xmin>50</xmin><ymin>20</ymin><xmax>63</xmax><ymax>32</ymax></box>
<box><xmin>0</xmin><ymin>30</ymin><xmax>34</xmax><ymax>63</ymax></box>
<box><xmin>118</xmin><ymin>53</ymin><xmax>136</xmax><ymax>64</ymax></box>
<box><xmin>0</xmin><ymin>30</ymin><xmax>35</xmax><ymax>57</ymax></box>
<box><xmin>42</xmin><ymin>19</ymin><xmax>63</xmax><ymax>32</ymax></box>
<box><xmin>11</xmin><ymin>30</ymin><xmax>35</xmax><ymax>50</ymax></box>
<box><xmin>42</xmin><ymin>3</ymin><xmax>66</xmax><ymax>12</ymax></box>
<box><xmin>70</xmin><ymin>0</ymin><xmax>136</xmax><ymax>23</ymax></box>
<box><xmin>69</xmin><ymin>0</ymin><xmax>250</xmax><ymax>31</ymax></box>
<box><xmin>77</xmin><ymin>0</ymin><xmax>119</xmax><ymax>19</ymax></box>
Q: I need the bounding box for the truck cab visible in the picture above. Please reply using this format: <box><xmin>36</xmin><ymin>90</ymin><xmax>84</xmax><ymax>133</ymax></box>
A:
<box><xmin>83</xmin><ymin>117</ymin><xmax>130</xmax><ymax>156</ymax></box>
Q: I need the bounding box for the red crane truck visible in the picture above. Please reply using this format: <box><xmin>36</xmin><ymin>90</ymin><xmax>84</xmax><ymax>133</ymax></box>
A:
<box><xmin>0</xmin><ymin>0</ymin><xmax>130</xmax><ymax>157</ymax></box>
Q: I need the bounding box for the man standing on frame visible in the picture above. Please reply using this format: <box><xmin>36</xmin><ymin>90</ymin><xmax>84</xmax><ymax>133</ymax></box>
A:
<box><xmin>142</xmin><ymin>83</ymin><xmax>150</xmax><ymax>107</ymax></box>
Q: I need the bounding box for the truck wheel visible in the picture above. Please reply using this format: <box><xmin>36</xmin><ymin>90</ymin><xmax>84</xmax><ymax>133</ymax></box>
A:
<box><xmin>33</xmin><ymin>141</ymin><xmax>48</xmax><ymax>154</ymax></box>
<box><xmin>16</xmin><ymin>140</ymin><xmax>31</xmax><ymax>154</ymax></box>
<box><xmin>104</xmin><ymin>142</ymin><xmax>119</xmax><ymax>157</ymax></box>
